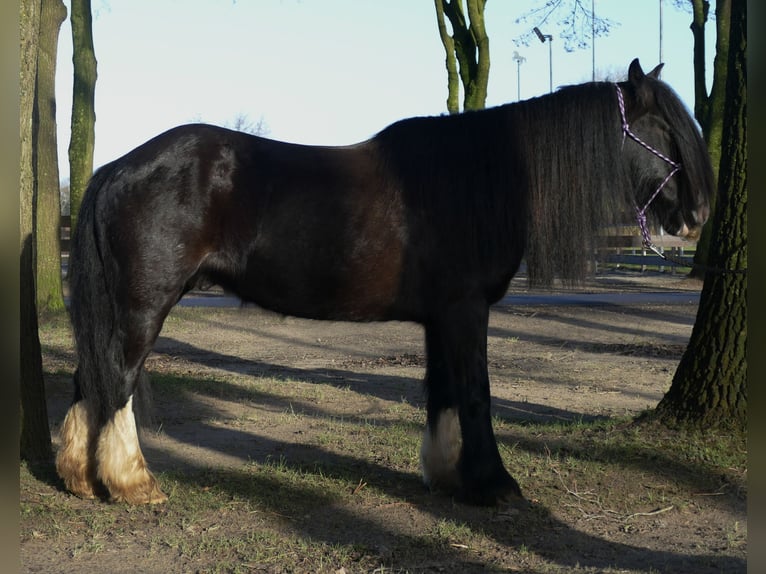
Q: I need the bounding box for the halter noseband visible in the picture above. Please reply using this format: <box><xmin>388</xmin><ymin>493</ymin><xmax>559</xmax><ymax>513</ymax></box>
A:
<box><xmin>615</xmin><ymin>84</ymin><xmax>682</xmax><ymax>248</ymax></box>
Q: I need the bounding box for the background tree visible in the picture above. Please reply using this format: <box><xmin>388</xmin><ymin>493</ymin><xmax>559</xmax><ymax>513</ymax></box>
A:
<box><xmin>434</xmin><ymin>0</ymin><xmax>490</xmax><ymax>113</ymax></box>
<box><xmin>33</xmin><ymin>0</ymin><xmax>67</xmax><ymax>314</ymax></box>
<box><xmin>68</xmin><ymin>0</ymin><xmax>97</xmax><ymax>230</ymax></box>
<box><xmin>688</xmin><ymin>0</ymin><xmax>730</xmax><ymax>276</ymax></box>
<box><xmin>224</xmin><ymin>112</ymin><xmax>270</xmax><ymax>136</ymax></box>
<box><xmin>655</xmin><ymin>0</ymin><xmax>746</xmax><ymax>431</ymax></box>
<box><xmin>514</xmin><ymin>0</ymin><xmax>615</xmax><ymax>53</ymax></box>
<box><xmin>20</xmin><ymin>0</ymin><xmax>53</xmax><ymax>463</ymax></box>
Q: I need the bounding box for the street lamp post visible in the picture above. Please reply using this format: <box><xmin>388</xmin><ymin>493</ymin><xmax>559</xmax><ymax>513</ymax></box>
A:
<box><xmin>512</xmin><ymin>50</ymin><xmax>525</xmax><ymax>101</ymax></box>
<box><xmin>533</xmin><ymin>26</ymin><xmax>553</xmax><ymax>93</ymax></box>
<box><xmin>659</xmin><ymin>0</ymin><xmax>663</xmax><ymax>64</ymax></box>
<box><xmin>592</xmin><ymin>0</ymin><xmax>596</xmax><ymax>81</ymax></box>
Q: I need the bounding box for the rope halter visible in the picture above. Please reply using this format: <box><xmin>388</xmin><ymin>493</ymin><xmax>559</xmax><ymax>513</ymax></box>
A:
<box><xmin>615</xmin><ymin>84</ymin><xmax>682</xmax><ymax>248</ymax></box>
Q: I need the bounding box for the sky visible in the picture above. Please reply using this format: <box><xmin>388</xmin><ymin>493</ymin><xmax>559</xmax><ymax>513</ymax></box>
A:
<box><xmin>54</xmin><ymin>0</ymin><xmax>716</xmax><ymax>180</ymax></box>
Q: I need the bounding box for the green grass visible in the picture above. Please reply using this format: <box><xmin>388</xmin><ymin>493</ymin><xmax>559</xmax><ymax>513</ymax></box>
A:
<box><xmin>27</xmin><ymin>311</ymin><xmax>746</xmax><ymax>573</ymax></box>
<box><xmin>21</xmin><ymin>409</ymin><xmax>746</xmax><ymax>572</ymax></box>
<box><xmin>491</xmin><ymin>414</ymin><xmax>746</xmax><ymax>524</ymax></box>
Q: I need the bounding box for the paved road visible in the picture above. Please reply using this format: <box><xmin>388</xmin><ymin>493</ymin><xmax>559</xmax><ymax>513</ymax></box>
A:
<box><xmin>176</xmin><ymin>290</ymin><xmax>700</xmax><ymax>308</ymax></box>
<box><xmin>498</xmin><ymin>291</ymin><xmax>700</xmax><ymax>306</ymax></box>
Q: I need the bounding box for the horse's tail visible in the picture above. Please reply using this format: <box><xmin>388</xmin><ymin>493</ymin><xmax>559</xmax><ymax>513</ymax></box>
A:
<box><xmin>68</xmin><ymin>165</ymin><xmax>152</xmax><ymax>428</ymax></box>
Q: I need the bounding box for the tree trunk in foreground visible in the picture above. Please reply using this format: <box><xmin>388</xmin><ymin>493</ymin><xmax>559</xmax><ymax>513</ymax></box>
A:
<box><xmin>21</xmin><ymin>0</ymin><xmax>53</xmax><ymax>463</ymax></box>
<box><xmin>656</xmin><ymin>0</ymin><xmax>746</xmax><ymax>431</ymax></box>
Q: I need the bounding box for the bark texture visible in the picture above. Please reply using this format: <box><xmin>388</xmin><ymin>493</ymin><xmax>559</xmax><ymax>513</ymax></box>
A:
<box><xmin>68</xmin><ymin>0</ymin><xmax>97</xmax><ymax>230</ymax></box>
<box><xmin>656</xmin><ymin>0</ymin><xmax>746</xmax><ymax>431</ymax></box>
<box><xmin>691</xmin><ymin>0</ymin><xmax>730</xmax><ymax>277</ymax></box>
<box><xmin>20</xmin><ymin>0</ymin><xmax>53</xmax><ymax>463</ymax></box>
<box><xmin>434</xmin><ymin>0</ymin><xmax>489</xmax><ymax>113</ymax></box>
<box><xmin>33</xmin><ymin>0</ymin><xmax>67</xmax><ymax>313</ymax></box>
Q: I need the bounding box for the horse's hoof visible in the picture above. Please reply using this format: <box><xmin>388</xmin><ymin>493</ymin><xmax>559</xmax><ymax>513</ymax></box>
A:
<box><xmin>62</xmin><ymin>477</ymin><xmax>99</xmax><ymax>500</ymax></box>
<box><xmin>105</xmin><ymin>471</ymin><xmax>168</xmax><ymax>505</ymax></box>
<box><xmin>496</xmin><ymin>490</ymin><xmax>531</xmax><ymax>510</ymax></box>
<box><xmin>458</xmin><ymin>472</ymin><xmax>527</xmax><ymax>507</ymax></box>
<box><xmin>56</xmin><ymin>458</ymin><xmax>102</xmax><ymax>500</ymax></box>
<box><xmin>109</xmin><ymin>483</ymin><xmax>168</xmax><ymax>505</ymax></box>
<box><xmin>458</xmin><ymin>488</ymin><xmax>529</xmax><ymax>508</ymax></box>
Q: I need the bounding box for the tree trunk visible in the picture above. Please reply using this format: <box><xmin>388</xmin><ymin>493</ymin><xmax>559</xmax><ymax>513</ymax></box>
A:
<box><xmin>656</xmin><ymin>0</ymin><xmax>746</xmax><ymax>431</ymax></box>
<box><xmin>34</xmin><ymin>0</ymin><xmax>67</xmax><ymax>314</ymax></box>
<box><xmin>434</xmin><ymin>0</ymin><xmax>460</xmax><ymax>114</ymax></box>
<box><xmin>434</xmin><ymin>0</ymin><xmax>489</xmax><ymax>113</ymax></box>
<box><xmin>21</xmin><ymin>0</ymin><xmax>53</xmax><ymax>463</ymax></box>
<box><xmin>690</xmin><ymin>0</ymin><xmax>730</xmax><ymax>278</ymax></box>
<box><xmin>68</xmin><ymin>0</ymin><xmax>97</xmax><ymax>230</ymax></box>
<box><xmin>690</xmin><ymin>0</ymin><xmax>711</xmax><ymax>123</ymax></box>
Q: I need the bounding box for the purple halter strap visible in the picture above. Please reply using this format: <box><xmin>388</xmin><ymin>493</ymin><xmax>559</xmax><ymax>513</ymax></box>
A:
<box><xmin>615</xmin><ymin>84</ymin><xmax>682</xmax><ymax>247</ymax></box>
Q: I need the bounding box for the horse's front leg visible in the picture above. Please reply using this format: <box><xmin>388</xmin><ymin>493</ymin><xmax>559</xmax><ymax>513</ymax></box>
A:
<box><xmin>421</xmin><ymin>302</ymin><xmax>525</xmax><ymax>506</ymax></box>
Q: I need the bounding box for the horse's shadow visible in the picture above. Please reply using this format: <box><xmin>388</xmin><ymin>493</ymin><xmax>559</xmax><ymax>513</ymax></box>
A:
<box><xmin>153</xmin><ymin>335</ymin><xmax>606</xmax><ymax>426</ymax></box>
<box><xmin>138</xmin><ymin>340</ymin><xmax>743</xmax><ymax>572</ymax></box>
<box><xmin>145</xmin><ymin>416</ymin><xmax>744</xmax><ymax>574</ymax></box>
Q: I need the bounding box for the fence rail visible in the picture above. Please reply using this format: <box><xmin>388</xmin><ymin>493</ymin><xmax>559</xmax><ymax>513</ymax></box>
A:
<box><xmin>594</xmin><ymin>226</ymin><xmax>695</xmax><ymax>273</ymax></box>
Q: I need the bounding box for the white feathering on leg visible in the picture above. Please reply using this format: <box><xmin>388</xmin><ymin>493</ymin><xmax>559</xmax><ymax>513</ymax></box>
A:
<box><xmin>96</xmin><ymin>395</ymin><xmax>167</xmax><ymax>504</ymax></box>
<box><xmin>56</xmin><ymin>399</ymin><xmax>98</xmax><ymax>498</ymax></box>
<box><xmin>420</xmin><ymin>407</ymin><xmax>462</xmax><ymax>491</ymax></box>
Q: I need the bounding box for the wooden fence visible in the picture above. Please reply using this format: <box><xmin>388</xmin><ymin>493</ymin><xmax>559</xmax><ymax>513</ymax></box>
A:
<box><xmin>60</xmin><ymin>217</ymin><xmax>694</xmax><ymax>275</ymax></box>
<box><xmin>594</xmin><ymin>225</ymin><xmax>695</xmax><ymax>273</ymax></box>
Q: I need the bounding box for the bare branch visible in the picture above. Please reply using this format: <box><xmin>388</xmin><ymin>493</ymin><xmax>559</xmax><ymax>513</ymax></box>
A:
<box><xmin>514</xmin><ymin>0</ymin><xmax>619</xmax><ymax>52</ymax></box>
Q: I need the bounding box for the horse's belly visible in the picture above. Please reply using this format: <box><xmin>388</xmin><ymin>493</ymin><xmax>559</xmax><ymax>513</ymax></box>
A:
<box><xmin>234</xmin><ymin>250</ymin><xmax>407</xmax><ymax>322</ymax></box>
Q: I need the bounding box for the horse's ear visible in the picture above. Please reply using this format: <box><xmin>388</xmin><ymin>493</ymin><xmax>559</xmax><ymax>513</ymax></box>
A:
<box><xmin>627</xmin><ymin>59</ymin><xmax>659</xmax><ymax>106</ymax></box>
<box><xmin>647</xmin><ymin>63</ymin><xmax>664</xmax><ymax>79</ymax></box>
<box><xmin>628</xmin><ymin>59</ymin><xmax>644</xmax><ymax>85</ymax></box>
<box><xmin>628</xmin><ymin>59</ymin><xmax>663</xmax><ymax>87</ymax></box>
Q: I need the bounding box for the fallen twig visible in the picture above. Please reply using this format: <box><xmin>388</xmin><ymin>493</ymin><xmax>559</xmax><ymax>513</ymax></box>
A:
<box><xmin>624</xmin><ymin>505</ymin><xmax>674</xmax><ymax>521</ymax></box>
<box><xmin>351</xmin><ymin>478</ymin><xmax>367</xmax><ymax>495</ymax></box>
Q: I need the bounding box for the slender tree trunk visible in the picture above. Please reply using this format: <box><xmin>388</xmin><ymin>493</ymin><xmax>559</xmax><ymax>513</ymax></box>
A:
<box><xmin>691</xmin><ymin>0</ymin><xmax>730</xmax><ymax>277</ymax></box>
<box><xmin>68</xmin><ymin>0</ymin><xmax>97</xmax><ymax>230</ymax></box>
<box><xmin>656</xmin><ymin>0</ymin><xmax>746</xmax><ymax>431</ymax></box>
<box><xmin>434</xmin><ymin>0</ymin><xmax>489</xmax><ymax>113</ymax></box>
<box><xmin>21</xmin><ymin>0</ymin><xmax>53</xmax><ymax>463</ymax></box>
<box><xmin>434</xmin><ymin>0</ymin><xmax>460</xmax><ymax>113</ymax></box>
<box><xmin>462</xmin><ymin>0</ymin><xmax>489</xmax><ymax>110</ymax></box>
<box><xmin>690</xmin><ymin>0</ymin><xmax>711</xmax><ymax>123</ymax></box>
<box><xmin>34</xmin><ymin>0</ymin><xmax>67</xmax><ymax>314</ymax></box>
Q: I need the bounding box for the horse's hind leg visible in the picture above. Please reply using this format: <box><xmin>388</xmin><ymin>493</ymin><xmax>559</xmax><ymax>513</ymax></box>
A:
<box><xmin>94</xmin><ymin>310</ymin><xmax>170</xmax><ymax>504</ymax></box>
<box><xmin>95</xmin><ymin>387</ymin><xmax>166</xmax><ymax>504</ymax></box>
<box><xmin>56</xmin><ymin>375</ymin><xmax>100</xmax><ymax>499</ymax></box>
<box><xmin>57</xmin><ymin>383</ymin><xmax>164</xmax><ymax>504</ymax></box>
<box><xmin>59</xmin><ymin>296</ymin><xmax>171</xmax><ymax>503</ymax></box>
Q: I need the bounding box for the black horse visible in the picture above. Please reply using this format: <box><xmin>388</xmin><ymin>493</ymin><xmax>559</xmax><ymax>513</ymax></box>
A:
<box><xmin>57</xmin><ymin>60</ymin><xmax>713</xmax><ymax>506</ymax></box>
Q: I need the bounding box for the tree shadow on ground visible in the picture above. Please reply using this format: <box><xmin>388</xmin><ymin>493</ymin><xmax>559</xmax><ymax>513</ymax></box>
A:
<box><xmin>137</xmin><ymin>366</ymin><xmax>745</xmax><ymax>515</ymax></box>
<box><xmin>146</xmin><ymin>347</ymin><xmax>617</xmax><ymax>429</ymax></box>
<box><xmin>147</xmin><ymin>424</ymin><xmax>745</xmax><ymax>574</ymax></box>
<box><xmin>489</xmin><ymin>302</ymin><xmax>695</xmax><ymax>350</ymax></box>
<box><xmin>37</xmin><ymin>363</ymin><xmax>745</xmax><ymax>573</ymax></box>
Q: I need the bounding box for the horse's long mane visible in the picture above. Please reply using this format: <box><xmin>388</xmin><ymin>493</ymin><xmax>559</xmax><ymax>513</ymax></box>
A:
<box><xmin>375</xmin><ymin>81</ymin><xmax>633</xmax><ymax>288</ymax></box>
<box><xmin>643</xmin><ymin>76</ymin><xmax>714</xmax><ymax>213</ymax></box>
<box><xmin>511</xmin><ymin>82</ymin><xmax>631</xmax><ymax>285</ymax></box>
